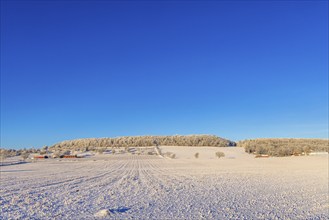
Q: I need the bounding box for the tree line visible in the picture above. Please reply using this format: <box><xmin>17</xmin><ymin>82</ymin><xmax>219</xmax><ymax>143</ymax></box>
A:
<box><xmin>238</xmin><ymin>138</ymin><xmax>329</xmax><ymax>156</ymax></box>
<box><xmin>2</xmin><ymin>136</ymin><xmax>328</xmax><ymax>159</ymax></box>
<box><xmin>50</xmin><ymin>135</ymin><xmax>235</xmax><ymax>151</ymax></box>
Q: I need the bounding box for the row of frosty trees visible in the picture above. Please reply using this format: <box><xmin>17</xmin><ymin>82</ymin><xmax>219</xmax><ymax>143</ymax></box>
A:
<box><xmin>1</xmin><ymin>135</ymin><xmax>234</xmax><ymax>159</ymax></box>
<box><xmin>50</xmin><ymin>136</ymin><xmax>328</xmax><ymax>157</ymax></box>
<box><xmin>1</xmin><ymin>135</ymin><xmax>328</xmax><ymax>159</ymax></box>
<box><xmin>51</xmin><ymin>135</ymin><xmax>235</xmax><ymax>151</ymax></box>
<box><xmin>239</xmin><ymin>138</ymin><xmax>328</xmax><ymax>156</ymax></box>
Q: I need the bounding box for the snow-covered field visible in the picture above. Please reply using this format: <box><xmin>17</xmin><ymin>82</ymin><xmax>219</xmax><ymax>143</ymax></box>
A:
<box><xmin>0</xmin><ymin>147</ymin><xmax>328</xmax><ymax>219</ymax></box>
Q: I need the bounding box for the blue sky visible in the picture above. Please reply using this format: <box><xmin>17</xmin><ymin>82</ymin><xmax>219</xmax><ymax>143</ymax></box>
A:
<box><xmin>1</xmin><ymin>0</ymin><xmax>328</xmax><ymax>149</ymax></box>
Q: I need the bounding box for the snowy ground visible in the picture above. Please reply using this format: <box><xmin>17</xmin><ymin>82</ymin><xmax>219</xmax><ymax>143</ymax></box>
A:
<box><xmin>0</xmin><ymin>147</ymin><xmax>328</xmax><ymax>219</ymax></box>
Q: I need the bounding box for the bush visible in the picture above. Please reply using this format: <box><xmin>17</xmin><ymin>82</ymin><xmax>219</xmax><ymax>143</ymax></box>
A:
<box><xmin>0</xmin><ymin>151</ymin><xmax>8</xmax><ymax>161</ymax></box>
<box><xmin>21</xmin><ymin>152</ymin><xmax>29</xmax><ymax>160</ymax></box>
<box><xmin>164</xmin><ymin>152</ymin><xmax>176</xmax><ymax>159</ymax></box>
<box><xmin>39</xmin><ymin>150</ymin><xmax>47</xmax><ymax>155</ymax></box>
<box><xmin>97</xmin><ymin>148</ymin><xmax>105</xmax><ymax>154</ymax></box>
<box><xmin>215</xmin><ymin>151</ymin><xmax>225</xmax><ymax>158</ymax></box>
<box><xmin>52</xmin><ymin>151</ymin><xmax>60</xmax><ymax>158</ymax></box>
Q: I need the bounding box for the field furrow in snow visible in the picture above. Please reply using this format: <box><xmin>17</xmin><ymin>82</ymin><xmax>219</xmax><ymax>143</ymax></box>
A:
<box><xmin>0</xmin><ymin>148</ymin><xmax>328</xmax><ymax>219</ymax></box>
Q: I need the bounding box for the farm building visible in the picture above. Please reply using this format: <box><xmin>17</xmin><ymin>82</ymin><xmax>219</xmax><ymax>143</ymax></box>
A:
<box><xmin>33</xmin><ymin>155</ymin><xmax>49</xmax><ymax>159</ymax></box>
<box><xmin>60</xmin><ymin>155</ymin><xmax>77</xmax><ymax>159</ymax></box>
<box><xmin>255</xmin><ymin>154</ymin><xmax>269</xmax><ymax>158</ymax></box>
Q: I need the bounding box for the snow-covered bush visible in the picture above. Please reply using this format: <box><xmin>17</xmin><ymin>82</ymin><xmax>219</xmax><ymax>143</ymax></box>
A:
<box><xmin>215</xmin><ymin>151</ymin><xmax>225</xmax><ymax>158</ymax></box>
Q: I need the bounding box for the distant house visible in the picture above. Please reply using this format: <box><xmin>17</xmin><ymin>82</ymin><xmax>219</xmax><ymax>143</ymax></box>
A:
<box><xmin>255</xmin><ymin>154</ymin><xmax>269</xmax><ymax>158</ymax></box>
<box><xmin>61</xmin><ymin>155</ymin><xmax>77</xmax><ymax>159</ymax></box>
<box><xmin>33</xmin><ymin>155</ymin><xmax>48</xmax><ymax>159</ymax></box>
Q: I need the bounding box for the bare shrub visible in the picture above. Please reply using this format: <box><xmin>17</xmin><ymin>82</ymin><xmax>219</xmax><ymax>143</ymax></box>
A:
<box><xmin>194</xmin><ymin>152</ymin><xmax>199</xmax><ymax>159</ymax></box>
<box><xmin>215</xmin><ymin>151</ymin><xmax>225</xmax><ymax>158</ymax></box>
<box><xmin>52</xmin><ymin>152</ymin><xmax>61</xmax><ymax>158</ymax></box>
<box><xmin>0</xmin><ymin>150</ymin><xmax>8</xmax><ymax>161</ymax></box>
<box><xmin>97</xmin><ymin>148</ymin><xmax>105</xmax><ymax>154</ymax></box>
<box><xmin>41</xmin><ymin>146</ymin><xmax>48</xmax><ymax>154</ymax></box>
<box><xmin>164</xmin><ymin>152</ymin><xmax>176</xmax><ymax>159</ymax></box>
<box><xmin>39</xmin><ymin>150</ymin><xmax>47</xmax><ymax>155</ymax></box>
<box><xmin>21</xmin><ymin>152</ymin><xmax>29</xmax><ymax>160</ymax></box>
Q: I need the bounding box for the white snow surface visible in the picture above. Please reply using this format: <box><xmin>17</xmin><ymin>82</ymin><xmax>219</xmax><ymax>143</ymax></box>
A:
<box><xmin>0</xmin><ymin>147</ymin><xmax>328</xmax><ymax>219</ymax></box>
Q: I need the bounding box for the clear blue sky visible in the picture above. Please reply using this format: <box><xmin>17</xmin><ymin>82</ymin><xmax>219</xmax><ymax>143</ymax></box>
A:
<box><xmin>1</xmin><ymin>0</ymin><xmax>328</xmax><ymax>149</ymax></box>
